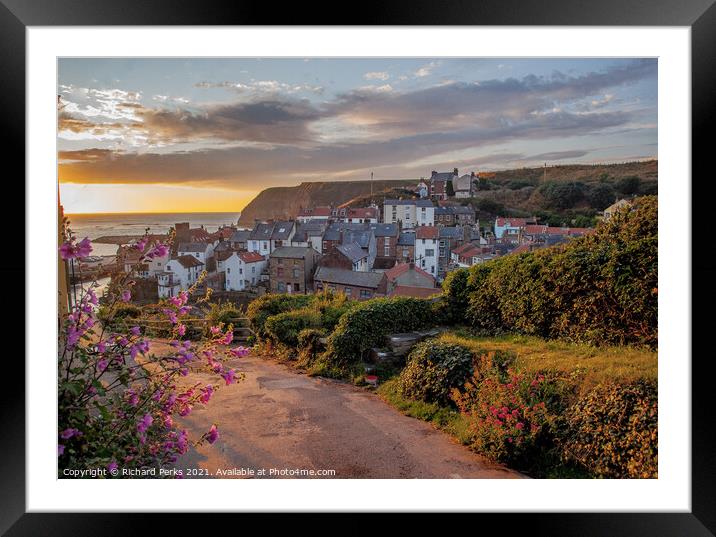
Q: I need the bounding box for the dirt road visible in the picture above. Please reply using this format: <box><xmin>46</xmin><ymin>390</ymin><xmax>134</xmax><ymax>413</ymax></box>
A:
<box><xmin>174</xmin><ymin>353</ymin><xmax>522</xmax><ymax>479</ymax></box>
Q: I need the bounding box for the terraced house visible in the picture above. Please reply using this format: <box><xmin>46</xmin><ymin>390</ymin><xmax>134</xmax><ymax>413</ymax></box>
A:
<box><xmin>268</xmin><ymin>246</ymin><xmax>320</xmax><ymax>294</ymax></box>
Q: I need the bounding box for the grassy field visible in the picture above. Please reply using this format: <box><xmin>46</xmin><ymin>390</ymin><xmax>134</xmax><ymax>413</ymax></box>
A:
<box><xmin>439</xmin><ymin>329</ymin><xmax>657</xmax><ymax>395</ymax></box>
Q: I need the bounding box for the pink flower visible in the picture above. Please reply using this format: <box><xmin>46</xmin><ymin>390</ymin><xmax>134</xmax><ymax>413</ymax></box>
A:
<box><xmin>107</xmin><ymin>461</ymin><xmax>118</xmax><ymax>473</ymax></box>
<box><xmin>137</xmin><ymin>413</ymin><xmax>153</xmax><ymax>434</ymax></box>
<box><xmin>134</xmin><ymin>238</ymin><xmax>148</xmax><ymax>251</ymax></box>
<box><xmin>210</xmin><ymin>326</ymin><xmax>222</xmax><ymax>335</ymax></box>
<box><xmin>76</xmin><ymin>238</ymin><xmax>93</xmax><ymax>258</ymax></box>
<box><xmin>60</xmin><ymin>427</ymin><xmax>81</xmax><ymax>439</ymax></box>
<box><xmin>200</xmin><ymin>385</ymin><xmax>214</xmax><ymax>404</ymax></box>
<box><xmin>97</xmin><ymin>358</ymin><xmax>108</xmax><ymax>372</ymax></box>
<box><xmin>130</xmin><ymin>326</ymin><xmax>141</xmax><ymax>336</ymax></box>
<box><xmin>149</xmin><ymin>243</ymin><xmax>169</xmax><ymax>258</ymax></box>
<box><xmin>206</xmin><ymin>424</ymin><xmax>219</xmax><ymax>444</ymax></box>
<box><xmin>96</xmin><ymin>341</ymin><xmax>107</xmax><ymax>353</ymax></box>
<box><xmin>516</xmin><ymin>422</ymin><xmax>525</xmax><ymax>430</ymax></box>
<box><xmin>59</xmin><ymin>241</ymin><xmax>76</xmax><ymax>260</ymax></box>
<box><xmin>121</xmin><ymin>290</ymin><xmax>131</xmax><ymax>302</ymax></box>
<box><xmin>58</xmin><ymin>444</ymin><xmax>65</xmax><ymax>456</ymax></box>
<box><xmin>229</xmin><ymin>346</ymin><xmax>249</xmax><ymax>358</ymax></box>
<box><xmin>176</xmin><ymin>324</ymin><xmax>186</xmax><ymax>336</ymax></box>
<box><xmin>221</xmin><ymin>369</ymin><xmax>236</xmax><ymax>385</ymax></box>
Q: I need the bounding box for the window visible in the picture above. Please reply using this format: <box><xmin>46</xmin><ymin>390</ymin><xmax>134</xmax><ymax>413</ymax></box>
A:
<box><xmin>252</xmin><ymin>266</ymin><xmax>256</xmax><ymax>273</ymax></box>
<box><xmin>360</xmin><ymin>289</ymin><xmax>371</xmax><ymax>299</ymax></box>
<box><xmin>293</xmin><ymin>268</ymin><xmax>299</xmax><ymax>278</ymax></box>
<box><xmin>426</xmin><ymin>249</ymin><xmax>434</xmax><ymax>257</ymax></box>
<box><xmin>344</xmin><ymin>287</ymin><xmax>352</xmax><ymax>297</ymax></box>
<box><xmin>239</xmin><ymin>268</ymin><xmax>243</xmax><ymax>274</ymax></box>
<box><xmin>277</xmin><ymin>281</ymin><xmax>286</xmax><ymax>292</ymax></box>
<box><xmin>384</xmin><ymin>245</ymin><xmax>390</xmax><ymax>257</ymax></box>
<box><xmin>277</xmin><ymin>267</ymin><xmax>284</xmax><ymax>277</ymax></box>
<box><xmin>227</xmin><ymin>268</ymin><xmax>230</xmax><ymax>274</ymax></box>
<box><xmin>277</xmin><ymin>258</ymin><xmax>283</xmax><ymax>265</ymax></box>
<box><xmin>403</xmin><ymin>248</ymin><xmax>409</xmax><ymax>257</ymax></box>
<box><xmin>294</xmin><ymin>283</ymin><xmax>300</xmax><ymax>292</ymax></box>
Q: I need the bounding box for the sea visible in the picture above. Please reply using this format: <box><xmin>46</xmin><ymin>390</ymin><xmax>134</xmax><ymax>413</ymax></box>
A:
<box><xmin>65</xmin><ymin>212</ymin><xmax>242</xmax><ymax>257</ymax></box>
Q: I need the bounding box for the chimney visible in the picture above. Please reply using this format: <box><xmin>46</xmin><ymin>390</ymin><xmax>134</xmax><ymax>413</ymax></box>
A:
<box><xmin>431</xmin><ymin>171</ymin><xmax>437</xmax><ymax>177</ymax></box>
<box><xmin>471</xmin><ymin>171</ymin><xmax>475</xmax><ymax>178</ymax></box>
<box><xmin>453</xmin><ymin>168</ymin><xmax>459</xmax><ymax>176</ymax></box>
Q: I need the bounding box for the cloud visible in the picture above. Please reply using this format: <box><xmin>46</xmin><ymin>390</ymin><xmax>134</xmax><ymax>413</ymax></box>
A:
<box><xmin>58</xmin><ymin>59</ymin><xmax>657</xmax><ymax>187</ymax></box>
<box><xmin>414</xmin><ymin>61</ymin><xmax>439</xmax><ymax>78</ymax></box>
<box><xmin>194</xmin><ymin>79</ymin><xmax>324</xmax><ymax>97</ymax></box>
<box><xmin>364</xmin><ymin>71</ymin><xmax>390</xmax><ymax>81</ymax></box>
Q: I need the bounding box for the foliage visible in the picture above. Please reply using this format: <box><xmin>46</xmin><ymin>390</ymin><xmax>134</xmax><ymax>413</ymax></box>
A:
<box><xmin>458</xmin><ymin>196</ymin><xmax>657</xmax><ymax>348</ymax></box>
<box><xmin>265</xmin><ymin>308</ymin><xmax>322</xmax><ymax>348</ymax></box>
<box><xmin>560</xmin><ymin>380</ymin><xmax>658</xmax><ymax>478</ymax></box>
<box><xmin>203</xmin><ymin>301</ymin><xmax>242</xmax><ymax>329</ymax></box>
<box><xmin>587</xmin><ymin>184</ymin><xmax>616</xmax><ymax>211</ymax></box>
<box><xmin>58</xmin><ymin>227</ymin><xmax>249</xmax><ymax>477</ymax></box>
<box><xmin>397</xmin><ymin>341</ymin><xmax>474</xmax><ymax>406</ymax></box>
<box><xmin>323</xmin><ymin>297</ymin><xmax>436</xmax><ymax>365</ymax></box>
<box><xmin>615</xmin><ymin>175</ymin><xmax>641</xmax><ymax>195</ymax></box>
<box><xmin>452</xmin><ymin>366</ymin><xmax>559</xmax><ymax>468</ymax></box>
<box><xmin>246</xmin><ymin>293</ymin><xmax>314</xmax><ymax>339</ymax></box>
<box><xmin>434</xmin><ymin>269</ymin><xmax>470</xmax><ymax>324</ymax></box>
<box><xmin>537</xmin><ymin>181</ymin><xmax>585</xmax><ymax>210</ymax></box>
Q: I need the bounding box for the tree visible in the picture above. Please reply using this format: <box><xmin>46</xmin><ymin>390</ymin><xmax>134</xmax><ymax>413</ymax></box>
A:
<box><xmin>588</xmin><ymin>184</ymin><xmax>616</xmax><ymax>211</ymax></box>
<box><xmin>446</xmin><ymin>179</ymin><xmax>455</xmax><ymax>197</ymax></box>
<box><xmin>616</xmin><ymin>176</ymin><xmax>641</xmax><ymax>195</ymax></box>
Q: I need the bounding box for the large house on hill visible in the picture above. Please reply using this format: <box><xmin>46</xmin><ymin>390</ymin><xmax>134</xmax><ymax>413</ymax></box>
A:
<box><xmin>429</xmin><ymin>169</ymin><xmax>459</xmax><ymax>200</ymax></box>
<box><xmin>383</xmin><ymin>199</ymin><xmax>435</xmax><ymax>228</ymax></box>
<box><xmin>268</xmin><ymin>246</ymin><xmax>320</xmax><ymax>294</ymax></box>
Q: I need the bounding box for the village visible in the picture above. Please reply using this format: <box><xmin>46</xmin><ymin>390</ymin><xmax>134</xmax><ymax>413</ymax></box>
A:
<box><xmin>80</xmin><ymin>168</ymin><xmax>630</xmax><ymax>305</ymax></box>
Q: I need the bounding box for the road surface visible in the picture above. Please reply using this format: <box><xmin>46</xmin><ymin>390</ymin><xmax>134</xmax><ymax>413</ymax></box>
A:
<box><xmin>173</xmin><ymin>352</ymin><xmax>523</xmax><ymax>479</ymax></box>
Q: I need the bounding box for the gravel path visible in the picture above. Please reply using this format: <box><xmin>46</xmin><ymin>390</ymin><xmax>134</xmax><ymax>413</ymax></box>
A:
<box><xmin>171</xmin><ymin>352</ymin><xmax>523</xmax><ymax>479</ymax></box>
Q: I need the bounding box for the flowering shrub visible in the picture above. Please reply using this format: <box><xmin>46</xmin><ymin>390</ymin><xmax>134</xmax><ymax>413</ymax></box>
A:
<box><xmin>452</xmin><ymin>365</ymin><xmax>558</xmax><ymax>468</ymax></box>
<box><xmin>58</xmin><ymin>226</ymin><xmax>249</xmax><ymax>477</ymax></box>
<box><xmin>560</xmin><ymin>380</ymin><xmax>658</xmax><ymax>478</ymax></box>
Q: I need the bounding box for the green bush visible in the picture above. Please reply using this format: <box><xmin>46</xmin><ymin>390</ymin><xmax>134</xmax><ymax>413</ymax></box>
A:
<box><xmin>397</xmin><ymin>341</ymin><xmax>474</xmax><ymax>406</ymax></box>
<box><xmin>560</xmin><ymin>380</ymin><xmax>658</xmax><ymax>478</ymax></box>
<box><xmin>436</xmin><ymin>269</ymin><xmax>470</xmax><ymax>324</ymax></box>
<box><xmin>323</xmin><ymin>297</ymin><xmax>435</xmax><ymax>365</ymax></box>
<box><xmin>264</xmin><ymin>308</ymin><xmax>322</xmax><ymax>348</ymax></box>
<box><xmin>462</xmin><ymin>196</ymin><xmax>657</xmax><ymax>348</ymax></box>
<box><xmin>296</xmin><ymin>328</ymin><xmax>327</xmax><ymax>365</ymax></box>
<box><xmin>246</xmin><ymin>293</ymin><xmax>314</xmax><ymax>339</ymax></box>
<box><xmin>203</xmin><ymin>301</ymin><xmax>242</xmax><ymax>327</ymax></box>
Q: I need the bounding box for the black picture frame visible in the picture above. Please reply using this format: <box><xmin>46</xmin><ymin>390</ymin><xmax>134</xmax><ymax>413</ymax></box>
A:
<box><xmin>5</xmin><ymin>0</ymin><xmax>713</xmax><ymax>533</ymax></box>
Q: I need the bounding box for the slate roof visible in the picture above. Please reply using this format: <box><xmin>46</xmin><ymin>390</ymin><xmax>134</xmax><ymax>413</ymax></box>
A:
<box><xmin>430</xmin><ymin>171</ymin><xmax>457</xmax><ymax>182</ymax></box>
<box><xmin>368</xmin><ymin>223</ymin><xmax>399</xmax><ymax>237</ymax></box>
<box><xmin>439</xmin><ymin>226</ymin><xmax>464</xmax><ymax>239</ymax></box>
<box><xmin>397</xmin><ymin>232</ymin><xmax>415</xmax><ymax>246</ymax></box>
<box><xmin>336</xmin><ymin>242</ymin><xmax>368</xmax><ymax>262</ymax></box>
<box><xmin>314</xmin><ymin>267</ymin><xmax>385</xmax><ymax>289</ymax></box>
<box><xmin>293</xmin><ymin>221</ymin><xmax>328</xmax><ymax>242</ymax></box>
<box><xmin>249</xmin><ymin>223</ymin><xmax>274</xmax><ymax>240</ymax></box>
<box><xmin>229</xmin><ymin>229</ymin><xmax>251</xmax><ymax>243</ymax></box>
<box><xmin>342</xmin><ymin>229</ymin><xmax>373</xmax><ymax>248</ymax></box>
<box><xmin>177</xmin><ymin>242</ymin><xmax>211</xmax><ymax>253</ymax></box>
<box><xmin>269</xmin><ymin>246</ymin><xmax>314</xmax><ymax>259</ymax></box>
<box><xmin>270</xmin><ymin>221</ymin><xmax>294</xmax><ymax>240</ymax></box>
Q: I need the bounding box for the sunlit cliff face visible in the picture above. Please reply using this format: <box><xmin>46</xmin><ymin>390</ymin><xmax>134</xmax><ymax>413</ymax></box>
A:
<box><xmin>58</xmin><ymin>58</ymin><xmax>657</xmax><ymax>213</ymax></box>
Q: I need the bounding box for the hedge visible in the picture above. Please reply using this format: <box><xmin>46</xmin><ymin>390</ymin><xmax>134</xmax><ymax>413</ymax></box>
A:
<box><xmin>397</xmin><ymin>340</ymin><xmax>474</xmax><ymax>406</ymax></box>
<box><xmin>442</xmin><ymin>196</ymin><xmax>657</xmax><ymax>348</ymax></box>
<box><xmin>246</xmin><ymin>293</ymin><xmax>314</xmax><ymax>339</ymax></box>
<box><xmin>264</xmin><ymin>308</ymin><xmax>322</xmax><ymax>348</ymax></box>
<box><xmin>560</xmin><ymin>380</ymin><xmax>658</xmax><ymax>478</ymax></box>
<box><xmin>323</xmin><ymin>296</ymin><xmax>436</xmax><ymax>365</ymax></box>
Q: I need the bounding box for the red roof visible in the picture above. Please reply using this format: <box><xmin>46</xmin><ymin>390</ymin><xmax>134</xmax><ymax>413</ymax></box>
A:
<box><xmin>452</xmin><ymin>242</ymin><xmax>483</xmax><ymax>256</ymax></box>
<box><xmin>348</xmin><ymin>207</ymin><xmax>378</xmax><ymax>219</ymax></box>
<box><xmin>416</xmin><ymin>226</ymin><xmax>439</xmax><ymax>239</ymax></box>
<box><xmin>496</xmin><ymin>217</ymin><xmax>528</xmax><ymax>227</ymax></box>
<box><xmin>239</xmin><ymin>251</ymin><xmax>265</xmax><ymax>263</ymax></box>
<box><xmin>298</xmin><ymin>206</ymin><xmax>332</xmax><ymax>217</ymax></box>
<box><xmin>384</xmin><ymin>262</ymin><xmax>435</xmax><ymax>283</ymax></box>
<box><xmin>523</xmin><ymin>224</ymin><xmax>548</xmax><ymax>234</ymax></box>
<box><xmin>389</xmin><ymin>286</ymin><xmax>441</xmax><ymax>299</ymax></box>
<box><xmin>510</xmin><ymin>244</ymin><xmax>532</xmax><ymax>255</ymax></box>
<box><xmin>176</xmin><ymin>255</ymin><xmax>204</xmax><ymax>269</ymax></box>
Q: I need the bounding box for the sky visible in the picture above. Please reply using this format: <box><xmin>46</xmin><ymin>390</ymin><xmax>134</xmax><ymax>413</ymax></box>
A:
<box><xmin>58</xmin><ymin>58</ymin><xmax>657</xmax><ymax>214</ymax></box>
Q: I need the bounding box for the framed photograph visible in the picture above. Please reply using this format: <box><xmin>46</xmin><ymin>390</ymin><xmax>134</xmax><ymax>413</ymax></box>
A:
<box><xmin>7</xmin><ymin>0</ymin><xmax>713</xmax><ymax>532</ymax></box>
